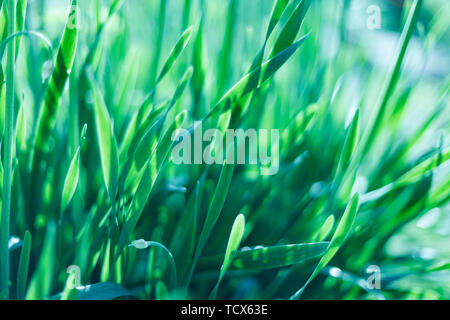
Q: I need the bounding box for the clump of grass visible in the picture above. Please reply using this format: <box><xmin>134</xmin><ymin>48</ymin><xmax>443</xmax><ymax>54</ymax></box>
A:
<box><xmin>0</xmin><ymin>0</ymin><xmax>449</xmax><ymax>300</ymax></box>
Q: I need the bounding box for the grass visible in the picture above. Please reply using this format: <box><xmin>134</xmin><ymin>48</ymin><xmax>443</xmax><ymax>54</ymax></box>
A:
<box><xmin>0</xmin><ymin>0</ymin><xmax>16</xmax><ymax>300</ymax></box>
<box><xmin>0</xmin><ymin>0</ymin><xmax>449</xmax><ymax>300</ymax></box>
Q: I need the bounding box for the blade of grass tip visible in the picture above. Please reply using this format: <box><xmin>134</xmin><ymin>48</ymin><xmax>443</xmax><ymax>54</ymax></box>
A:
<box><xmin>229</xmin><ymin>0</ymin><xmax>291</xmax><ymax>122</ymax></box>
<box><xmin>120</xmin><ymin>25</ymin><xmax>192</xmax><ymax>150</ymax></box>
<box><xmin>313</xmin><ymin>214</ymin><xmax>335</xmax><ymax>242</ymax></box>
<box><xmin>16</xmin><ymin>230</ymin><xmax>31</xmax><ymax>300</ymax></box>
<box><xmin>0</xmin><ymin>3</ymin><xmax>6</xmax><ymax>41</ymax></box>
<box><xmin>361</xmin><ymin>0</ymin><xmax>423</xmax><ymax>156</ymax></box>
<box><xmin>210</xmin><ymin>214</ymin><xmax>245</xmax><ymax>299</ymax></box>
<box><xmin>290</xmin><ymin>193</ymin><xmax>360</xmax><ymax>300</ymax></box>
<box><xmin>155</xmin><ymin>281</ymin><xmax>169</xmax><ymax>300</ymax></box>
<box><xmin>266</xmin><ymin>0</ymin><xmax>290</xmax><ymax>43</ymax></box>
<box><xmin>245</xmin><ymin>0</ymin><xmax>290</xmax><ymax>74</ymax></box>
<box><xmin>329</xmin><ymin>108</ymin><xmax>359</xmax><ymax>203</ymax></box>
<box><xmin>207</xmin><ymin>34</ymin><xmax>309</xmax><ymax>120</ymax></box>
<box><xmin>60</xmin><ymin>147</ymin><xmax>80</xmax><ymax>215</ymax></box>
<box><xmin>335</xmin><ymin>108</ymin><xmax>359</xmax><ymax>180</ymax></box>
<box><xmin>87</xmin><ymin>71</ymin><xmax>119</xmax><ymax>205</ymax></box>
<box><xmin>29</xmin><ymin>0</ymin><xmax>78</xmax><ymax>216</ymax></box>
<box><xmin>0</xmin><ymin>0</ymin><xmax>15</xmax><ymax>300</ymax></box>
<box><xmin>115</xmin><ymin>111</ymin><xmax>187</xmax><ymax>260</ymax></box>
<box><xmin>78</xmin><ymin>0</ymin><xmax>125</xmax><ymax>92</ymax></box>
<box><xmin>425</xmin><ymin>261</ymin><xmax>450</xmax><ymax>273</ymax></box>
<box><xmin>197</xmin><ymin>241</ymin><xmax>329</xmax><ymax>272</ymax></box>
<box><xmin>396</xmin><ymin>146</ymin><xmax>450</xmax><ymax>185</ymax></box>
<box><xmin>155</xmin><ymin>25</ymin><xmax>193</xmax><ymax>85</ymax></box>
<box><xmin>270</xmin><ymin>0</ymin><xmax>310</xmax><ymax>58</ymax></box>
<box><xmin>360</xmin><ymin>146</ymin><xmax>450</xmax><ymax>204</ymax></box>
<box><xmin>33</xmin><ymin>0</ymin><xmax>78</xmax><ymax>152</ymax></box>
<box><xmin>186</xmin><ymin>160</ymin><xmax>235</xmax><ymax>285</ymax></box>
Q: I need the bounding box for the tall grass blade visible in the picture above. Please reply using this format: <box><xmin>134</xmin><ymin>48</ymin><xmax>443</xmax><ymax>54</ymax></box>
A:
<box><xmin>210</xmin><ymin>213</ymin><xmax>245</xmax><ymax>299</ymax></box>
<box><xmin>198</xmin><ymin>242</ymin><xmax>329</xmax><ymax>271</ymax></box>
<box><xmin>361</xmin><ymin>0</ymin><xmax>423</xmax><ymax>155</ymax></box>
<box><xmin>16</xmin><ymin>230</ymin><xmax>31</xmax><ymax>300</ymax></box>
<box><xmin>290</xmin><ymin>193</ymin><xmax>360</xmax><ymax>299</ymax></box>
<box><xmin>26</xmin><ymin>221</ymin><xmax>57</xmax><ymax>300</ymax></box>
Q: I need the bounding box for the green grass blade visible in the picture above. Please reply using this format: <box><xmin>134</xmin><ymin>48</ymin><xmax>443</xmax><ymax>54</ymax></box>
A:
<box><xmin>313</xmin><ymin>215</ymin><xmax>335</xmax><ymax>242</ymax></box>
<box><xmin>120</xmin><ymin>100</ymin><xmax>168</xmax><ymax>164</ymax></box>
<box><xmin>270</xmin><ymin>0</ymin><xmax>310</xmax><ymax>57</ymax></box>
<box><xmin>210</xmin><ymin>213</ymin><xmax>245</xmax><ymax>299</ymax></box>
<box><xmin>335</xmin><ymin>109</ymin><xmax>359</xmax><ymax>178</ymax></box>
<box><xmin>209</xmin><ymin>34</ymin><xmax>309</xmax><ymax>119</ymax></box>
<box><xmin>198</xmin><ymin>242</ymin><xmax>329</xmax><ymax>271</ymax></box>
<box><xmin>108</xmin><ymin>0</ymin><xmax>126</xmax><ymax>17</ymax></box>
<box><xmin>156</xmin><ymin>25</ymin><xmax>193</xmax><ymax>84</ymax></box>
<box><xmin>361</xmin><ymin>0</ymin><xmax>423</xmax><ymax>156</ymax></box>
<box><xmin>186</xmin><ymin>162</ymin><xmax>235</xmax><ymax>284</ymax></box>
<box><xmin>247</xmin><ymin>0</ymin><xmax>290</xmax><ymax>73</ymax></box>
<box><xmin>191</xmin><ymin>14</ymin><xmax>205</xmax><ymax>118</ymax></box>
<box><xmin>15</xmin><ymin>104</ymin><xmax>26</xmax><ymax>152</ymax></box>
<box><xmin>171</xmin><ymin>180</ymin><xmax>201</xmax><ymax>282</ymax></box>
<box><xmin>33</xmin><ymin>0</ymin><xmax>78</xmax><ymax>151</ymax></box>
<box><xmin>16</xmin><ymin>230</ymin><xmax>31</xmax><ymax>300</ymax></box>
<box><xmin>196</xmin><ymin>162</ymin><xmax>235</xmax><ymax>257</ymax></box>
<box><xmin>89</xmin><ymin>72</ymin><xmax>119</xmax><ymax>201</ymax></box>
<box><xmin>149</xmin><ymin>0</ymin><xmax>166</xmax><ymax>85</ymax></box>
<box><xmin>26</xmin><ymin>221</ymin><xmax>57</xmax><ymax>300</ymax></box>
<box><xmin>290</xmin><ymin>193</ymin><xmax>360</xmax><ymax>299</ymax></box>
<box><xmin>15</xmin><ymin>0</ymin><xmax>27</xmax><ymax>58</ymax></box>
<box><xmin>124</xmin><ymin>67</ymin><xmax>192</xmax><ymax>191</ymax></box>
<box><xmin>396</xmin><ymin>147</ymin><xmax>449</xmax><ymax>185</ymax></box>
<box><xmin>361</xmin><ymin>147</ymin><xmax>450</xmax><ymax>204</ymax></box>
<box><xmin>216</xmin><ymin>0</ymin><xmax>236</xmax><ymax>97</ymax></box>
<box><xmin>266</xmin><ymin>0</ymin><xmax>290</xmax><ymax>41</ymax></box>
<box><xmin>61</xmin><ymin>147</ymin><xmax>80</xmax><ymax>213</ymax></box>
<box><xmin>155</xmin><ymin>281</ymin><xmax>169</xmax><ymax>300</ymax></box>
<box><xmin>116</xmin><ymin>111</ymin><xmax>187</xmax><ymax>260</ymax></box>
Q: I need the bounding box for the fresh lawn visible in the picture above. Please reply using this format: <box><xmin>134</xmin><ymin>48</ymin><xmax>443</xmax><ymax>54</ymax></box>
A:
<box><xmin>0</xmin><ymin>0</ymin><xmax>449</xmax><ymax>300</ymax></box>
